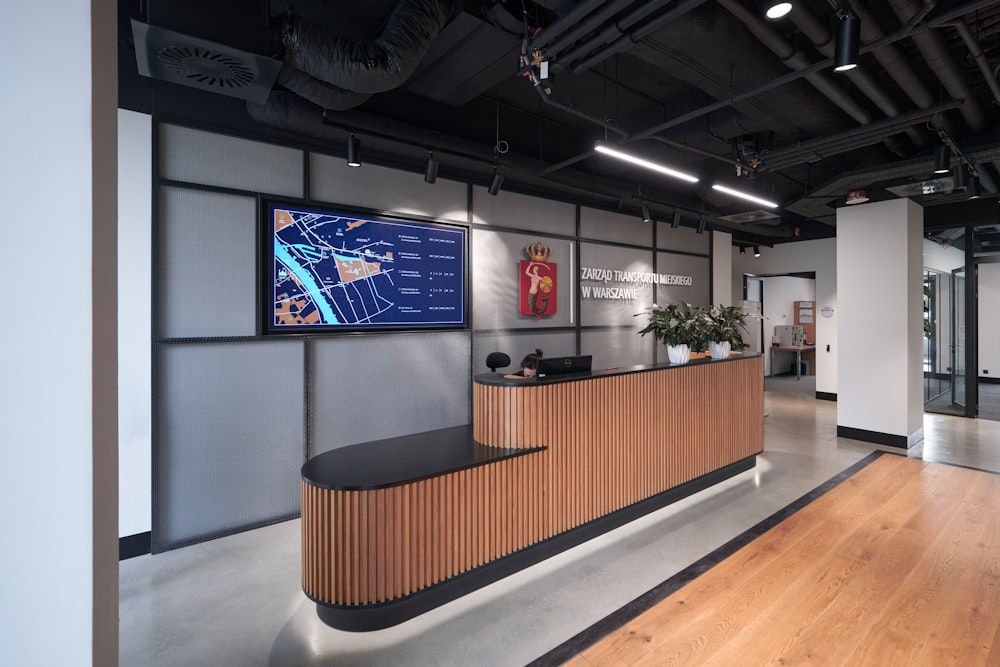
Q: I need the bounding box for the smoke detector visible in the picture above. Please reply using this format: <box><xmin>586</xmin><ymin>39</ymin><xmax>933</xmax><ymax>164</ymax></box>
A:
<box><xmin>131</xmin><ymin>20</ymin><xmax>281</xmax><ymax>103</ymax></box>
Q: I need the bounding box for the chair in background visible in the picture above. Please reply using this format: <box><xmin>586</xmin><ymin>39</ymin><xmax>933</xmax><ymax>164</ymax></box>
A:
<box><xmin>485</xmin><ymin>352</ymin><xmax>511</xmax><ymax>372</ymax></box>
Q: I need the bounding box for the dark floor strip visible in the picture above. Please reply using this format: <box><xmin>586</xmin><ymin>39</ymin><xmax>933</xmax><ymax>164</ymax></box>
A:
<box><xmin>526</xmin><ymin>450</ymin><xmax>885</xmax><ymax>667</ymax></box>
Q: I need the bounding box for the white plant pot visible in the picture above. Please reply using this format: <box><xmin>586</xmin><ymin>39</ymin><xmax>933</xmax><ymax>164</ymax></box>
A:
<box><xmin>709</xmin><ymin>340</ymin><xmax>731</xmax><ymax>360</ymax></box>
<box><xmin>666</xmin><ymin>343</ymin><xmax>691</xmax><ymax>365</ymax></box>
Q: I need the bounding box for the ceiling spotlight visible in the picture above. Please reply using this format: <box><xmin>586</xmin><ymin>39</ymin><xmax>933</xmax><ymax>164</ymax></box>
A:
<box><xmin>488</xmin><ymin>169</ymin><xmax>504</xmax><ymax>196</ymax></box>
<box><xmin>764</xmin><ymin>2</ymin><xmax>792</xmax><ymax>20</ymax></box>
<box><xmin>424</xmin><ymin>152</ymin><xmax>439</xmax><ymax>184</ymax></box>
<box><xmin>594</xmin><ymin>142</ymin><xmax>699</xmax><ymax>183</ymax></box>
<box><xmin>696</xmin><ymin>217</ymin><xmax>706</xmax><ymax>234</ymax></box>
<box><xmin>711</xmin><ymin>183</ymin><xmax>779</xmax><ymax>208</ymax></box>
<box><xmin>953</xmin><ymin>164</ymin><xmax>966</xmax><ymax>189</ymax></box>
<box><xmin>968</xmin><ymin>175</ymin><xmax>980</xmax><ymax>199</ymax></box>
<box><xmin>933</xmin><ymin>144</ymin><xmax>951</xmax><ymax>174</ymax></box>
<box><xmin>753</xmin><ymin>245</ymin><xmax>761</xmax><ymax>257</ymax></box>
<box><xmin>739</xmin><ymin>245</ymin><xmax>746</xmax><ymax>255</ymax></box>
<box><xmin>671</xmin><ymin>211</ymin><xmax>681</xmax><ymax>228</ymax></box>
<box><xmin>346</xmin><ymin>133</ymin><xmax>361</xmax><ymax>168</ymax></box>
<box><xmin>641</xmin><ymin>202</ymin><xmax>652</xmax><ymax>223</ymax></box>
<box><xmin>834</xmin><ymin>16</ymin><xmax>861</xmax><ymax>72</ymax></box>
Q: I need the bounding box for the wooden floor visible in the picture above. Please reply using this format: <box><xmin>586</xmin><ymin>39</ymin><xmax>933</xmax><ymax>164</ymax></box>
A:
<box><xmin>565</xmin><ymin>454</ymin><xmax>1000</xmax><ymax>666</ymax></box>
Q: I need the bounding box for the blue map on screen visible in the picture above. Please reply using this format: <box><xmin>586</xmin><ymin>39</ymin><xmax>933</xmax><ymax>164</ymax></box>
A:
<box><xmin>269</xmin><ymin>204</ymin><xmax>466</xmax><ymax>330</ymax></box>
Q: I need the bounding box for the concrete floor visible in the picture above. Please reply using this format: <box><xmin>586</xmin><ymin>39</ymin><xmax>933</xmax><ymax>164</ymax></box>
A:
<box><xmin>119</xmin><ymin>376</ymin><xmax>1000</xmax><ymax>666</ymax></box>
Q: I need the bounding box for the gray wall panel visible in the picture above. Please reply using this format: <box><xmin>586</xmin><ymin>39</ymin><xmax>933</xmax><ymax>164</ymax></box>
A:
<box><xmin>310</xmin><ymin>331</ymin><xmax>471</xmax><ymax>454</ymax></box>
<box><xmin>158</xmin><ymin>187</ymin><xmax>257</xmax><ymax>338</ymax></box>
<box><xmin>581</xmin><ymin>328</ymin><xmax>656</xmax><ymax>370</ymax></box>
<box><xmin>473</xmin><ymin>229</ymin><xmax>575</xmax><ymax>329</ymax></box>
<box><xmin>155</xmin><ymin>341</ymin><xmax>304</xmax><ymax>549</ymax></box>
<box><xmin>656</xmin><ymin>221</ymin><xmax>711</xmax><ymax>254</ymax></box>
<box><xmin>472</xmin><ymin>186</ymin><xmax>575</xmax><ymax>236</ymax></box>
<box><xmin>310</xmin><ymin>153</ymin><xmax>469</xmax><ymax>223</ymax></box>
<box><xmin>160</xmin><ymin>124</ymin><xmax>304</xmax><ymax>197</ymax></box>
<box><xmin>580</xmin><ymin>206</ymin><xmax>652</xmax><ymax>246</ymax></box>
<box><xmin>157</xmin><ymin>187</ymin><xmax>257</xmax><ymax>338</ymax></box>
<box><xmin>656</xmin><ymin>251</ymin><xmax>711</xmax><ymax>307</ymax></box>
<box><xmin>579</xmin><ymin>243</ymin><xmax>655</xmax><ymax>326</ymax></box>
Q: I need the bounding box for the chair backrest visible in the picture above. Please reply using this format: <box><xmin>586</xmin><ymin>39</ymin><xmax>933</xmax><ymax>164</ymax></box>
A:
<box><xmin>485</xmin><ymin>352</ymin><xmax>511</xmax><ymax>372</ymax></box>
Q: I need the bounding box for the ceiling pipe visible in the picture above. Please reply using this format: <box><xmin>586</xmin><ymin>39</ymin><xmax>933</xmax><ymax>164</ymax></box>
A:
<box><xmin>716</xmin><ymin>0</ymin><xmax>871</xmax><ymax>126</ymax></box>
<box><xmin>787</xmin><ymin>3</ymin><xmax>924</xmax><ymax>150</ymax></box>
<box><xmin>759</xmin><ymin>101</ymin><xmax>963</xmax><ymax>171</ymax></box>
<box><xmin>526</xmin><ymin>0</ymin><xmax>607</xmax><ymax>53</ymax></box>
<box><xmin>564</xmin><ymin>0</ymin><xmax>710</xmax><ymax>74</ymax></box>
<box><xmin>530</xmin><ymin>0</ymin><xmax>636</xmax><ymax>61</ymax></box>
<box><xmin>948</xmin><ymin>19</ymin><xmax>1000</xmax><ymax>107</ymax></box>
<box><xmin>886</xmin><ymin>0</ymin><xmax>988</xmax><ymax>132</ymax></box>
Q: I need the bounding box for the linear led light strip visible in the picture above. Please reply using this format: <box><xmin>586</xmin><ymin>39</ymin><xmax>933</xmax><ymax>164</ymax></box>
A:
<box><xmin>594</xmin><ymin>142</ymin><xmax>699</xmax><ymax>183</ymax></box>
<box><xmin>711</xmin><ymin>183</ymin><xmax>779</xmax><ymax>209</ymax></box>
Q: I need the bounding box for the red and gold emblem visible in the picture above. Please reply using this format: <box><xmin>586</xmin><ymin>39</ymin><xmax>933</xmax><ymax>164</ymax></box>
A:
<box><xmin>519</xmin><ymin>242</ymin><xmax>557</xmax><ymax>318</ymax></box>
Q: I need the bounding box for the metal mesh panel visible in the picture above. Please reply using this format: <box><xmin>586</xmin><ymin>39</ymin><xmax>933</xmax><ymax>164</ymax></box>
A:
<box><xmin>656</xmin><ymin>220</ymin><xmax>711</xmax><ymax>254</ymax></box>
<box><xmin>154</xmin><ymin>340</ymin><xmax>305</xmax><ymax>551</ymax></box>
<box><xmin>309</xmin><ymin>331</ymin><xmax>471</xmax><ymax>455</ymax></box>
<box><xmin>309</xmin><ymin>153</ymin><xmax>468</xmax><ymax>222</ymax></box>
<box><xmin>159</xmin><ymin>124</ymin><xmax>304</xmax><ymax>197</ymax></box>
<box><xmin>581</xmin><ymin>328</ymin><xmax>656</xmax><ymax>370</ymax></box>
<box><xmin>580</xmin><ymin>206</ymin><xmax>653</xmax><ymax>246</ymax></box>
<box><xmin>473</xmin><ymin>229</ymin><xmax>575</xmax><ymax>328</ymax></box>
<box><xmin>579</xmin><ymin>243</ymin><xmax>655</xmax><ymax>326</ymax></box>
<box><xmin>157</xmin><ymin>187</ymin><xmax>256</xmax><ymax>338</ymax></box>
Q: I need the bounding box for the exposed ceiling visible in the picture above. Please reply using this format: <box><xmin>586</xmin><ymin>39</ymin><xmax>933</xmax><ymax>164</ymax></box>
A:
<box><xmin>119</xmin><ymin>0</ymin><xmax>1000</xmax><ymax>251</ymax></box>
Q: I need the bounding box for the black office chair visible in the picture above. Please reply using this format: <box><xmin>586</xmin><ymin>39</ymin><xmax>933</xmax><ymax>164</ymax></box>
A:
<box><xmin>486</xmin><ymin>352</ymin><xmax>511</xmax><ymax>372</ymax></box>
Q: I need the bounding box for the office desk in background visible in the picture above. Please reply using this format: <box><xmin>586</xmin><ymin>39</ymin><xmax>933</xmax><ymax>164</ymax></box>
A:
<box><xmin>770</xmin><ymin>345</ymin><xmax>815</xmax><ymax>380</ymax></box>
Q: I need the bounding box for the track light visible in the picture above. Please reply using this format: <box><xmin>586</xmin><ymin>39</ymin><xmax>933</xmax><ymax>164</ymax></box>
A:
<box><xmin>953</xmin><ymin>164</ymin><xmax>966</xmax><ymax>189</ymax></box>
<box><xmin>594</xmin><ymin>142</ymin><xmax>699</xmax><ymax>183</ymax></box>
<box><xmin>739</xmin><ymin>246</ymin><xmax>746</xmax><ymax>255</ymax></box>
<box><xmin>764</xmin><ymin>2</ymin><xmax>792</xmax><ymax>20</ymax></box>
<box><xmin>753</xmin><ymin>245</ymin><xmax>761</xmax><ymax>257</ymax></box>
<box><xmin>671</xmin><ymin>211</ymin><xmax>681</xmax><ymax>228</ymax></box>
<box><xmin>424</xmin><ymin>152</ymin><xmax>439</xmax><ymax>183</ymax></box>
<box><xmin>968</xmin><ymin>175</ymin><xmax>980</xmax><ymax>199</ymax></box>
<box><xmin>488</xmin><ymin>169</ymin><xmax>504</xmax><ymax>196</ymax></box>
<box><xmin>696</xmin><ymin>217</ymin><xmax>706</xmax><ymax>234</ymax></box>
<box><xmin>834</xmin><ymin>16</ymin><xmax>861</xmax><ymax>72</ymax></box>
<box><xmin>346</xmin><ymin>133</ymin><xmax>361</xmax><ymax>167</ymax></box>
<box><xmin>641</xmin><ymin>202</ymin><xmax>652</xmax><ymax>223</ymax></box>
<box><xmin>711</xmin><ymin>183</ymin><xmax>779</xmax><ymax>208</ymax></box>
<box><xmin>933</xmin><ymin>144</ymin><xmax>951</xmax><ymax>174</ymax></box>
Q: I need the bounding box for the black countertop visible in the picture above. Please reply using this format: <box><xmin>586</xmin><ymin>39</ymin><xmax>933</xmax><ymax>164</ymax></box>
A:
<box><xmin>475</xmin><ymin>353</ymin><xmax>761</xmax><ymax>387</ymax></box>
<box><xmin>301</xmin><ymin>424</ymin><xmax>545</xmax><ymax>491</ymax></box>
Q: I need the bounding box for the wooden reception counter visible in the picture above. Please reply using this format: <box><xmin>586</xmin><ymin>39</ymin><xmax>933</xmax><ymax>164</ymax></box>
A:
<box><xmin>301</xmin><ymin>354</ymin><xmax>763</xmax><ymax>630</ymax></box>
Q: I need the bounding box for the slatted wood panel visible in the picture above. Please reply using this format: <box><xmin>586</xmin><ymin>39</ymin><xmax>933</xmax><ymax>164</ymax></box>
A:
<box><xmin>304</xmin><ymin>356</ymin><xmax>763</xmax><ymax>606</ymax></box>
<box><xmin>564</xmin><ymin>455</ymin><xmax>1000</xmax><ymax>667</ymax></box>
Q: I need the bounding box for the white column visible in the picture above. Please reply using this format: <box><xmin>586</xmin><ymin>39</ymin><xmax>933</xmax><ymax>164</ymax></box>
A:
<box><xmin>0</xmin><ymin>1</ymin><xmax>118</xmax><ymax>665</ymax></box>
<box><xmin>837</xmin><ymin>199</ymin><xmax>924</xmax><ymax>447</ymax></box>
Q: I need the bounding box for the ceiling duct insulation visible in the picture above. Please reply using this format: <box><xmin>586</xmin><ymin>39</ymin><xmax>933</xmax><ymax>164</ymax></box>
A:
<box><xmin>274</xmin><ymin>0</ymin><xmax>452</xmax><ymax>110</ymax></box>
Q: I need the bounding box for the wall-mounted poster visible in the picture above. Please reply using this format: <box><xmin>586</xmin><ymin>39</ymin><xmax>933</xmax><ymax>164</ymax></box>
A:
<box><xmin>264</xmin><ymin>200</ymin><xmax>467</xmax><ymax>333</ymax></box>
<box><xmin>519</xmin><ymin>242</ymin><xmax>557</xmax><ymax>319</ymax></box>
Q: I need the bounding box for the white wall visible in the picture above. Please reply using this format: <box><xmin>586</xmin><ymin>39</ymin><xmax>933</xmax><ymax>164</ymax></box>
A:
<box><xmin>1</xmin><ymin>1</ymin><xmax>118</xmax><ymax>664</ymax></box>
<box><xmin>837</xmin><ymin>199</ymin><xmax>923</xmax><ymax>444</ymax></box>
<box><xmin>118</xmin><ymin>110</ymin><xmax>152</xmax><ymax>537</ymax></box>
<box><xmin>980</xmin><ymin>263</ymin><xmax>1000</xmax><ymax>378</ymax></box>
<box><xmin>732</xmin><ymin>237</ymin><xmax>837</xmax><ymax>394</ymax></box>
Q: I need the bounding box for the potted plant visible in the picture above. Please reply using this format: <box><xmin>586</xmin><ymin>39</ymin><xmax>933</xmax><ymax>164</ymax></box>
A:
<box><xmin>636</xmin><ymin>301</ymin><xmax>711</xmax><ymax>364</ymax></box>
<box><xmin>706</xmin><ymin>304</ymin><xmax>751</xmax><ymax>359</ymax></box>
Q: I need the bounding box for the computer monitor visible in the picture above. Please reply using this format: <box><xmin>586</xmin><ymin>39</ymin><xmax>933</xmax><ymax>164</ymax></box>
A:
<box><xmin>536</xmin><ymin>354</ymin><xmax>593</xmax><ymax>377</ymax></box>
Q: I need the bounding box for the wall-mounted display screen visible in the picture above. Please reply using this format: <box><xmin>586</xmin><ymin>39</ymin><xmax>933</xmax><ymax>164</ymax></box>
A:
<box><xmin>264</xmin><ymin>200</ymin><xmax>467</xmax><ymax>333</ymax></box>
